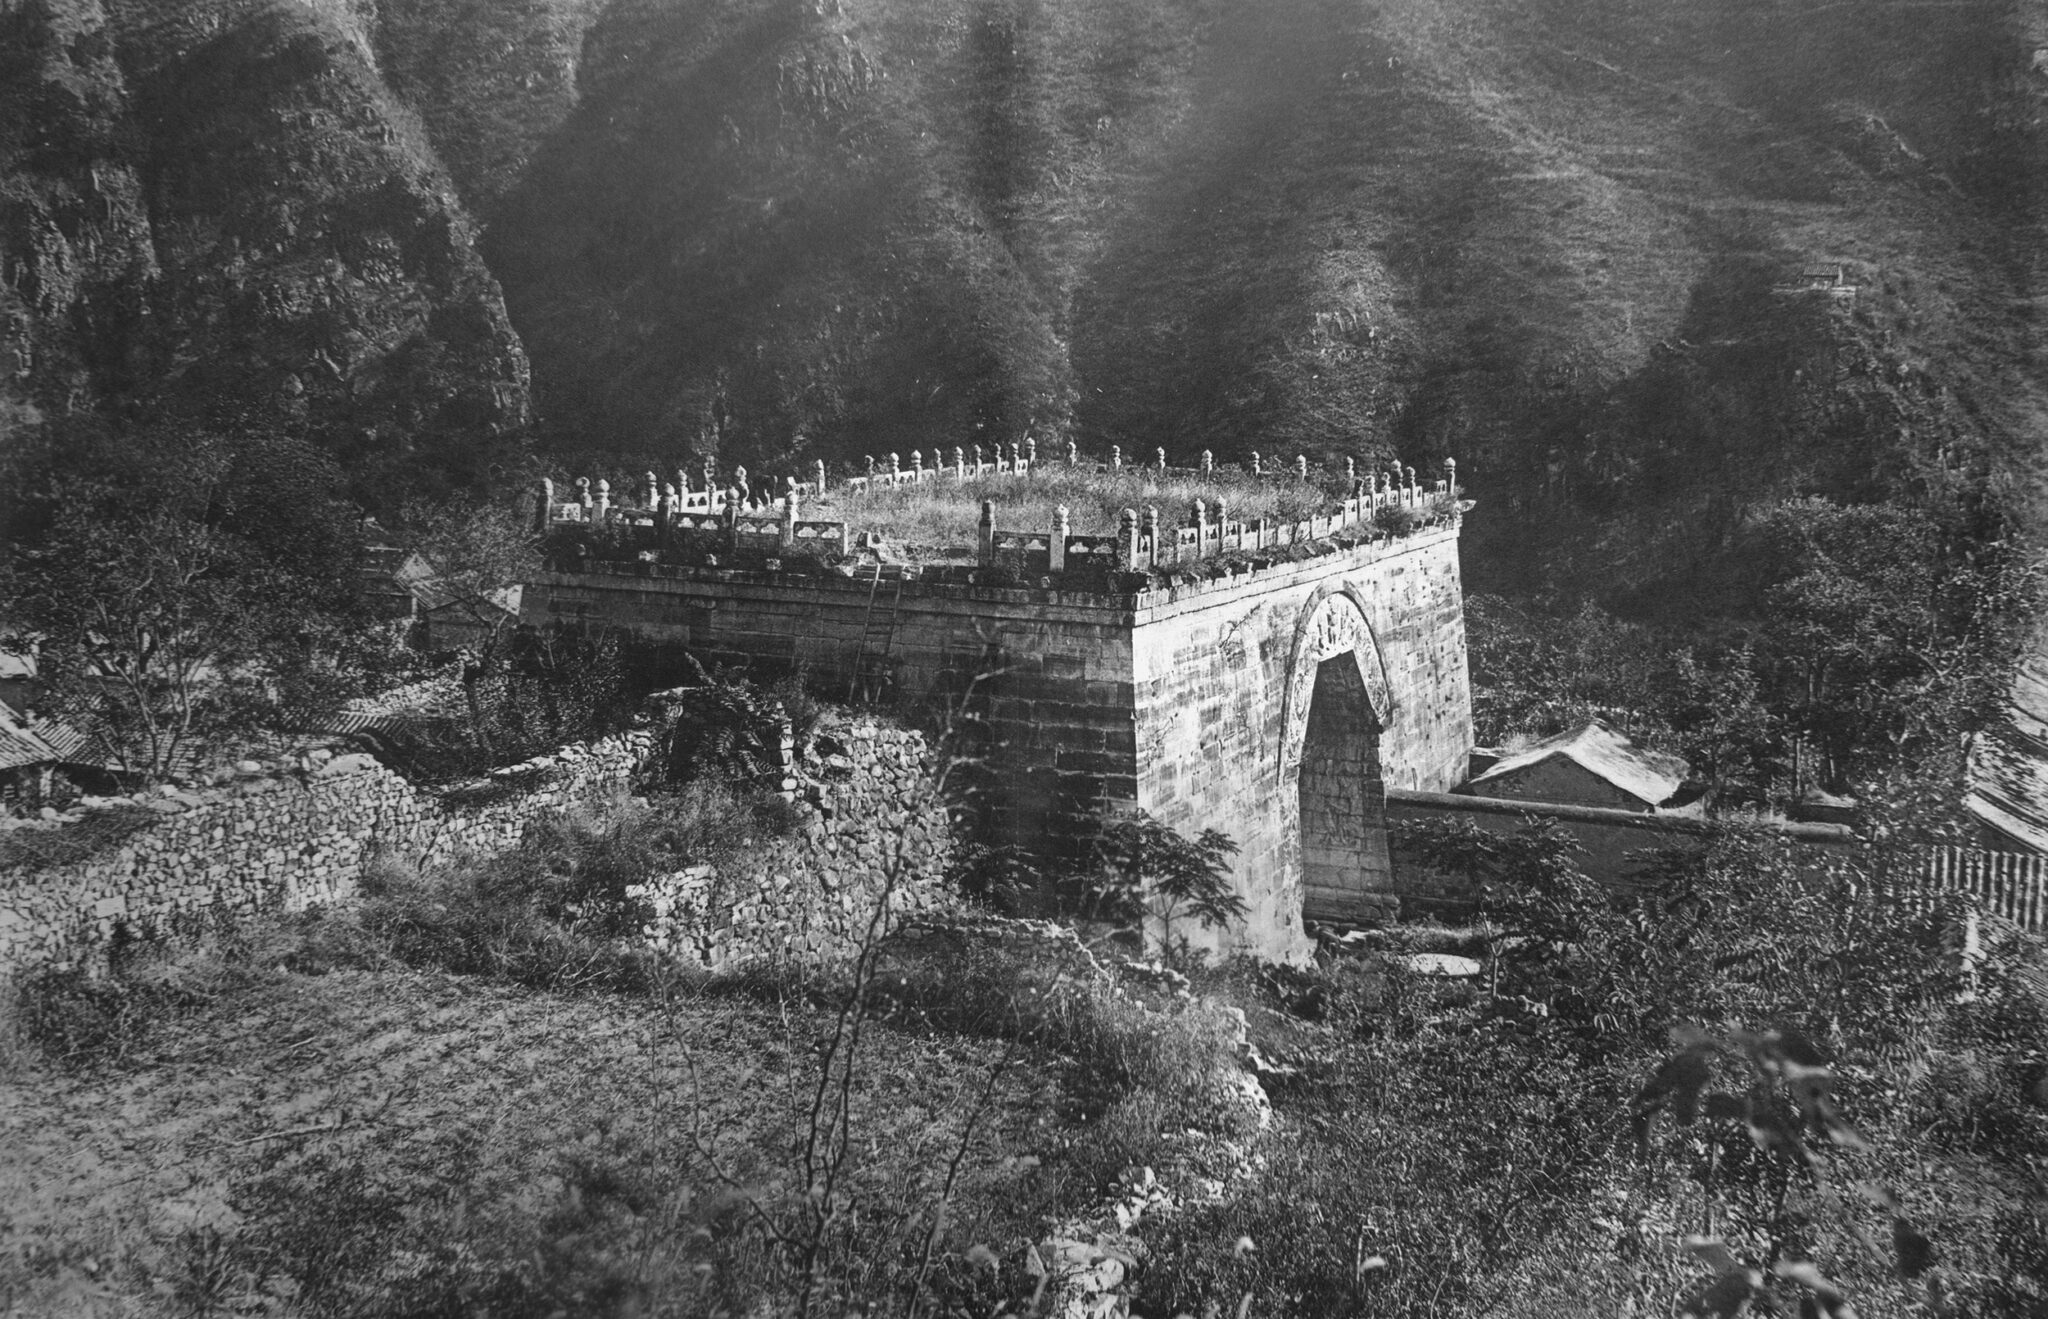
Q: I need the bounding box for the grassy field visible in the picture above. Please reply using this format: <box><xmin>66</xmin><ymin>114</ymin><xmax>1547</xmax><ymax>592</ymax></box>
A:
<box><xmin>0</xmin><ymin>951</ymin><xmax>1065</xmax><ymax>1317</ymax></box>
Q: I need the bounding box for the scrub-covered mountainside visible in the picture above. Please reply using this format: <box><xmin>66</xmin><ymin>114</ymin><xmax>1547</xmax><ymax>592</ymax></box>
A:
<box><xmin>3</xmin><ymin>0</ymin><xmax>2044</xmax><ymax>589</ymax></box>
<box><xmin>0</xmin><ymin>0</ymin><xmax>530</xmax><ymax>502</ymax></box>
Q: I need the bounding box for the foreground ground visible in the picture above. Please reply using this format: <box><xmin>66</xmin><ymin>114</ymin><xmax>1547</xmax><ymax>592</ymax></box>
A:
<box><xmin>0</xmin><ymin>955</ymin><xmax>1069</xmax><ymax>1317</ymax></box>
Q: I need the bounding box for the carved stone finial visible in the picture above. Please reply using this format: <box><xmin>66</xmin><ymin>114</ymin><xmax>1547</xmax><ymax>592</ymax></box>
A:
<box><xmin>815</xmin><ymin>459</ymin><xmax>827</xmax><ymax>491</ymax></box>
<box><xmin>911</xmin><ymin>449</ymin><xmax>923</xmax><ymax>474</ymax></box>
<box><xmin>1025</xmin><ymin>436</ymin><xmax>1037</xmax><ymax>464</ymax></box>
<box><xmin>865</xmin><ymin>454</ymin><xmax>876</xmax><ymax>477</ymax></box>
<box><xmin>1192</xmin><ymin>498</ymin><xmax>1207</xmax><ymax>531</ymax></box>
<box><xmin>575</xmin><ymin>476</ymin><xmax>592</xmax><ymax>507</ymax></box>
<box><xmin>1404</xmin><ymin>464</ymin><xmax>1416</xmax><ymax>488</ymax></box>
<box><xmin>888</xmin><ymin>451</ymin><xmax>900</xmax><ymax>475</ymax></box>
<box><xmin>1250</xmin><ymin>451</ymin><xmax>1262</xmax><ymax>476</ymax></box>
<box><xmin>1054</xmin><ymin>503</ymin><xmax>1070</xmax><ymax>532</ymax></box>
<box><xmin>1110</xmin><ymin>445</ymin><xmax>1122</xmax><ymax>470</ymax></box>
<box><xmin>1067</xmin><ymin>440</ymin><xmax>1079</xmax><ymax>465</ymax></box>
<box><xmin>1201</xmin><ymin>449</ymin><xmax>1213</xmax><ymax>473</ymax></box>
<box><xmin>594</xmin><ymin>478</ymin><xmax>611</xmax><ymax>518</ymax></box>
<box><xmin>1155</xmin><ymin>447</ymin><xmax>1167</xmax><ymax>471</ymax></box>
<box><xmin>646</xmin><ymin>471</ymin><xmax>659</xmax><ymax>508</ymax></box>
<box><xmin>1444</xmin><ymin>456</ymin><xmax>1457</xmax><ymax>487</ymax></box>
<box><xmin>974</xmin><ymin>444</ymin><xmax>985</xmax><ymax>466</ymax></box>
<box><xmin>1345</xmin><ymin>456</ymin><xmax>1356</xmax><ymax>482</ymax></box>
<box><xmin>980</xmin><ymin>498</ymin><xmax>995</xmax><ymax>526</ymax></box>
<box><xmin>1296</xmin><ymin>454</ymin><xmax>1309</xmax><ymax>481</ymax></box>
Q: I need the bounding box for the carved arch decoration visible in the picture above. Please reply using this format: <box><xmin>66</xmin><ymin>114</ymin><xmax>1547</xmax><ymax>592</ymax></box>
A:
<box><xmin>1278</xmin><ymin>583</ymin><xmax>1393</xmax><ymax>774</ymax></box>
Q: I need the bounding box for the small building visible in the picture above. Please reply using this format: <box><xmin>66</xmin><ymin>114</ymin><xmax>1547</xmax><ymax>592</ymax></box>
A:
<box><xmin>1461</xmin><ymin>720</ymin><xmax>1688</xmax><ymax>813</ymax></box>
<box><xmin>0</xmin><ymin>703</ymin><xmax>106</xmax><ymax>813</ymax></box>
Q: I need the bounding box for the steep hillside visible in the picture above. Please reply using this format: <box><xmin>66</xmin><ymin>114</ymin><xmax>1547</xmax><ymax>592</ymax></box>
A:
<box><xmin>3</xmin><ymin>0</ymin><xmax>2043</xmax><ymax>594</ymax></box>
<box><xmin>456</xmin><ymin>0</ymin><xmax>2045</xmax><ymax>593</ymax></box>
<box><xmin>0</xmin><ymin>0</ymin><xmax>530</xmax><ymax>501</ymax></box>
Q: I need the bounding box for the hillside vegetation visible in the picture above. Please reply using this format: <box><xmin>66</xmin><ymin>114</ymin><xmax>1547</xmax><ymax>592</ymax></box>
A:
<box><xmin>3</xmin><ymin>0</ymin><xmax>2043</xmax><ymax>596</ymax></box>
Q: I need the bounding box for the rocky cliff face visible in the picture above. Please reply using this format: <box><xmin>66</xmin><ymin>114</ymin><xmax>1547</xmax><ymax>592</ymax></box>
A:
<box><xmin>1</xmin><ymin>0</ymin><xmax>530</xmax><ymax>499</ymax></box>
<box><xmin>4</xmin><ymin>0</ymin><xmax>2043</xmax><ymax>586</ymax></box>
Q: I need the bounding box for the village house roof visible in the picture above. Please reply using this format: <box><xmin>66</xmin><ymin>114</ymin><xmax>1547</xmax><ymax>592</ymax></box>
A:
<box><xmin>1467</xmin><ymin>719</ymin><xmax>1690</xmax><ymax>809</ymax></box>
<box><xmin>0</xmin><ymin>704</ymin><xmax>92</xmax><ymax>771</ymax></box>
<box><xmin>1966</xmin><ymin>649</ymin><xmax>2048</xmax><ymax>853</ymax></box>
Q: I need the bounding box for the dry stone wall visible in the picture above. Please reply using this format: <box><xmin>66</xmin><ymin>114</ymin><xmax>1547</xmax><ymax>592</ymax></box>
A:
<box><xmin>0</xmin><ymin>702</ymin><xmax>956</xmax><ymax>979</ymax></box>
<box><xmin>633</xmin><ymin>715</ymin><xmax>955</xmax><ymax>970</ymax></box>
<box><xmin>0</xmin><ymin>731</ymin><xmax>654</xmax><ymax>977</ymax></box>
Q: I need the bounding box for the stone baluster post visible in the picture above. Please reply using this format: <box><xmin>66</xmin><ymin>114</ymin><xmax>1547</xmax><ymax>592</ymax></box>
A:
<box><xmin>1120</xmin><ymin>508</ymin><xmax>1139</xmax><ymax>570</ymax></box>
<box><xmin>978</xmin><ymin>499</ymin><xmax>996</xmax><ymax>565</ymax></box>
<box><xmin>954</xmin><ymin>446</ymin><xmax>966</xmax><ymax>481</ymax></box>
<box><xmin>888</xmin><ymin>452</ymin><xmax>900</xmax><ymax>483</ymax></box>
<box><xmin>1025</xmin><ymin>436</ymin><xmax>1037</xmax><ymax>469</ymax></box>
<box><xmin>864</xmin><ymin>454</ymin><xmax>876</xmax><ymax>480</ymax></box>
<box><xmin>734</xmin><ymin>465</ymin><xmax>750</xmax><ymax>508</ymax></box>
<box><xmin>1296</xmin><ymin>454</ymin><xmax>1309</xmax><ymax>482</ymax></box>
<box><xmin>973</xmin><ymin>444</ymin><xmax>985</xmax><ymax>472</ymax></box>
<box><xmin>781</xmin><ymin>481</ymin><xmax>799</xmax><ymax>547</ymax></box>
<box><xmin>576</xmin><ymin>476</ymin><xmax>592</xmax><ymax>518</ymax></box>
<box><xmin>536</xmin><ymin>478</ymin><xmax>555</xmax><ymax>533</ymax></box>
<box><xmin>594</xmin><ymin>478</ymin><xmax>611</xmax><ymax>521</ymax></box>
<box><xmin>911</xmin><ymin>449</ymin><xmax>923</xmax><ymax>480</ymax></box>
<box><xmin>1444</xmin><ymin>456</ymin><xmax>1457</xmax><ymax>496</ymax></box>
<box><xmin>1250</xmin><ymin>450</ymin><xmax>1262</xmax><ymax>477</ymax></box>
<box><xmin>815</xmin><ymin>459</ymin><xmax>827</xmax><ymax>495</ymax></box>
<box><xmin>1049</xmin><ymin>505</ymin><xmax>1069</xmax><ymax>573</ymax></box>
<box><xmin>1110</xmin><ymin>445</ymin><xmax>1122</xmax><ymax>471</ymax></box>
<box><xmin>1217</xmin><ymin>499</ymin><xmax>1231</xmax><ymax>550</ymax></box>
<box><xmin>658</xmin><ymin>482</ymin><xmax>677</xmax><ymax>550</ymax></box>
<box><xmin>1405</xmin><ymin>465</ymin><xmax>1417</xmax><ymax>504</ymax></box>
<box><xmin>1345</xmin><ymin>456</ymin><xmax>1356</xmax><ymax>485</ymax></box>
<box><xmin>1067</xmin><ymin>440</ymin><xmax>1079</xmax><ymax>466</ymax></box>
<box><xmin>1155</xmin><ymin>446</ymin><xmax>1166</xmax><ymax>472</ymax></box>
<box><xmin>703</xmin><ymin>457</ymin><xmax>718</xmax><ymax>506</ymax></box>
<box><xmin>1144</xmin><ymin>505</ymin><xmax>1162</xmax><ymax>565</ymax></box>
<box><xmin>1193</xmin><ymin>499</ymin><xmax>1208</xmax><ymax>558</ymax></box>
<box><xmin>1201</xmin><ymin>449</ymin><xmax>1213</xmax><ymax>473</ymax></box>
<box><xmin>645</xmin><ymin>470</ymin><xmax>659</xmax><ymax>512</ymax></box>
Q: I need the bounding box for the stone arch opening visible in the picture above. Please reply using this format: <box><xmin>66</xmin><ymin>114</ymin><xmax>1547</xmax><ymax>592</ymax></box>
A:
<box><xmin>1297</xmin><ymin>654</ymin><xmax>1392</xmax><ymax>920</ymax></box>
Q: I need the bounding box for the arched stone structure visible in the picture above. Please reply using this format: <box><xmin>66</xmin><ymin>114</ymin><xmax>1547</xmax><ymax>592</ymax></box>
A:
<box><xmin>1279</xmin><ymin>586</ymin><xmax>1396</xmax><ymax>920</ymax></box>
<box><xmin>1279</xmin><ymin>585</ymin><xmax>1392</xmax><ymax>773</ymax></box>
<box><xmin>529</xmin><ymin>511</ymin><xmax>1474</xmax><ymax>961</ymax></box>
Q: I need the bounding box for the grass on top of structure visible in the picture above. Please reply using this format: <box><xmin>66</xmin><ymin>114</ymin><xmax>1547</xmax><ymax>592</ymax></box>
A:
<box><xmin>809</xmin><ymin>465</ymin><xmax>1353</xmax><ymax>555</ymax></box>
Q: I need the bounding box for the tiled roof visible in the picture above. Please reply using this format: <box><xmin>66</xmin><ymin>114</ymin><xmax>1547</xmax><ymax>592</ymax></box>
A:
<box><xmin>1966</xmin><ymin>650</ymin><xmax>2048</xmax><ymax>852</ymax></box>
<box><xmin>0</xmin><ymin>706</ymin><xmax>88</xmax><ymax>771</ymax></box>
<box><xmin>1469</xmin><ymin>719</ymin><xmax>1690</xmax><ymax>809</ymax></box>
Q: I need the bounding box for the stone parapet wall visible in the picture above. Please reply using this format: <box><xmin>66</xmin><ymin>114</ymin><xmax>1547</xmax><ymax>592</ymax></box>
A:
<box><xmin>0</xmin><ymin>701</ymin><xmax>956</xmax><ymax>980</ymax></box>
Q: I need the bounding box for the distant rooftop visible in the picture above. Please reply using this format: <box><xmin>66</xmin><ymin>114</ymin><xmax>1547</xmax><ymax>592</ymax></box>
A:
<box><xmin>1966</xmin><ymin>650</ymin><xmax>2048</xmax><ymax>852</ymax></box>
<box><xmin>1469</xmin><ymin>719</ymin><xmax>1689</xmax><ymax>810</ymax></box>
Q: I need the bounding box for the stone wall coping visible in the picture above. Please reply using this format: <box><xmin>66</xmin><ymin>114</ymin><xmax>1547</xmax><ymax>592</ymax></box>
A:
<box><xmin>533</xmin><ymin>522</ymin><xmax>1464</xmax><ymax>623</ymax></box>
<box><xmin>1388</xmin><ymin>787</ymin><xmax>1858</xmax><ymax>845</ymax></box>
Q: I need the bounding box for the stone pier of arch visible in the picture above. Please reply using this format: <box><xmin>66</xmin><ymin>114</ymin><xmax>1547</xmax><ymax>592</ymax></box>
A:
<box><xmin>525</xmin><ymin>523</ymin><xmax>1473</xmax><ymax>961</ymax></box>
